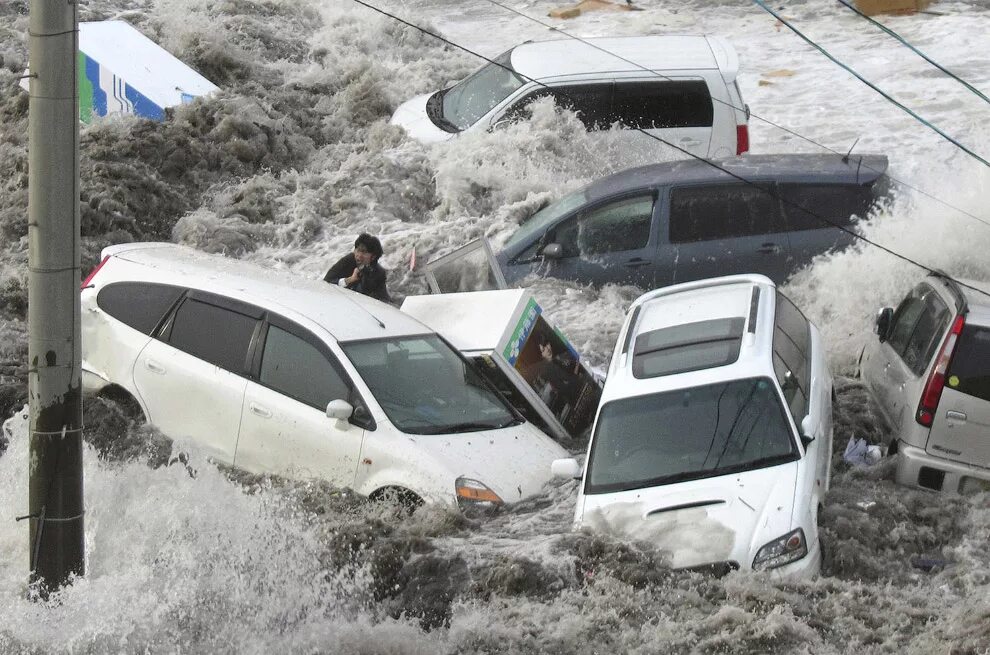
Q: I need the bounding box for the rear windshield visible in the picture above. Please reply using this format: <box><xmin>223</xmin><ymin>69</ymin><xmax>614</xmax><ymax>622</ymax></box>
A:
<box><xmin>585</xmin><ymin>377</ymin><xmax>797</xmax><ymax>494</ymax></box>
<box><xmin>342</xmin><ymin>335</ymin><xmax>518</xmax><ymax>435</ymax></box>
<box><xmin>947</xmin><ymin>325</ymin><xmax>990</xmax><ymax>402</ymax></box>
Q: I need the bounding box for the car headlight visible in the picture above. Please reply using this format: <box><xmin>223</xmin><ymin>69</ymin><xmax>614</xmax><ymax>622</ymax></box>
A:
<box><xmin>455</xmin><ymin>477</ymin><xmax>503</xmax><ymax>514</ymax></box>
<box><xmin>752</xmin><ymin>528</ymin><xmax>808</xmax><ymax>571</ymax></box>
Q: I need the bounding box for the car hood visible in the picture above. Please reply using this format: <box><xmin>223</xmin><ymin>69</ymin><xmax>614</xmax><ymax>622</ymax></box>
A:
<box><xmin>407</xmin><ymin>422</ymin><xmax>570</xmax><ymax>504</ymax></box>
<box><xmin>579</xmin><ymin>462</ymin><xmax>799</xmax><ymax>570</ymax></box>
<box><xmin>389</xmin><ymin>92</ymin><xmax>456</xmax><ymax>144</ymax></box>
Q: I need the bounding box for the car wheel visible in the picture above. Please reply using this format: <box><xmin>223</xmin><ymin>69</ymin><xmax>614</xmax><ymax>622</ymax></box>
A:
<box><xmin>370</xmin><ymin>486</ymin><xmax>424</xmax><ymax>513</ymax></box>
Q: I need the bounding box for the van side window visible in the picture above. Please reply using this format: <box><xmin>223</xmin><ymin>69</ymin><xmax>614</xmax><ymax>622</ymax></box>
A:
<box><xmin>778</xmin><ymin>183</ymin><xmax>876</xmax><ymax>231</ymax></box>
<box><xmin>553</xmin><ymin>195</ymin><xmax>654</xmax><ymax>256</ymax></box>
<box><xmin>669</xmin><ymin>184</ymin><xmax>780</xmax><ymax>243</ymax></box>
<box><xmin>96</xmin><ymin>282</ymin><xmax>185</xmax><ymax>335</ymax></box>
<box><xmin>612</xmin><ymin>80</ymin><xmax>713</xmax><ymax>129</ymax></box>
<box><xmin>167</xmin><ymin>298</ymin><xmax>258</xmax><ymax>374</ymax></box>
<box><xmin>901</xmin><ymin>292</ymin><xmax>950</xmax><ymax>375</ymax></box>
<box><xmin>772</xmin><ymin>292</ymin><xmax>811</xmax><ymax>422</ymax></box>
<box><xmin>259</xmin><ymin>325</ymin><xmax>351</xmax><ymax>410</ymax></box>
<box><xmin>504</xmin><ymin>84</ymin><xmax>612</xmax><ymax>130</ymax></box>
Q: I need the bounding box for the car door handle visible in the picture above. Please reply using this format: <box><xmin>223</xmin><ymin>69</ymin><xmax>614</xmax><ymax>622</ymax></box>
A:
<box><xmin>249</xmin><ymin>402</ymin><xmax>272</xmax><ymax>419</ymax></box>
<box><xmin>757</xmin><ymin>243</ymin><xmax>781</xmax><ymax>254</ymax></box>
<box><xmin>623</xmin><ymin>258</ymin><xmax>652</xmax><ymax>268</ymax></box>
<box><xmin>145</xmin><ymin>359</ymin><xmax>166</xmax><ymax>375</ymax></box>
<box><xmin>946</xmin><ymin>410</ymin><xmax>967</xmax><ymax>423</ymax></box>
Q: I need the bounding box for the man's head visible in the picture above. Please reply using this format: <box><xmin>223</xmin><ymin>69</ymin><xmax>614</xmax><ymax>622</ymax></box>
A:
<box><xmin>353</xmin><ymin>233</ymin><xmax>384</xmax><ymax>266</ymax></box>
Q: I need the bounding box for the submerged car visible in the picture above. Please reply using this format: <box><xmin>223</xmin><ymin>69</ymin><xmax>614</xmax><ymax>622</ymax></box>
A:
<box><xmin>553</xmin><ymin>275</ymin><xmax>834</xmax><ymax>577</ymax></box>
<box><xmin>390</xmin><ymin>35</ymin><xmax>750</xmax><ymax>159</ymax></box>
<box><xmin>80</xmin><ymin>243</ymin><xmax>570</xmax><ymax>510</ymax></box>
<box><xmin>497</xmin><ymin>154</ymin><xmax>889</xmax><ymax>289</ymax></box>
<box><xmin>860</xmin><ymin>272</ymin><xmax>990</xmax><ymax>494</ymax></box>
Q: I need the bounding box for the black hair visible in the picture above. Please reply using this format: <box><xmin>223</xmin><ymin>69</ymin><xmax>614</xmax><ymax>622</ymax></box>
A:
<box><xmin>354</xmin><ymin>233</ymin><xmax>384</xmax><ymax>259</ymax></box>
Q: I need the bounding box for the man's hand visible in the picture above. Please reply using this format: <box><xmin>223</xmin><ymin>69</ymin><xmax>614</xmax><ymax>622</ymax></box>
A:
<box><xmin>345</xmin><ymin>267</ymin><xmax>361</xmax><ymax>285</ymax></box>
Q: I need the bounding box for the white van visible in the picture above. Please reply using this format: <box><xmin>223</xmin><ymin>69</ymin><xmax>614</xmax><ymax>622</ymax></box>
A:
<box><xmin>80</xmin><ymin>243</ymin><xmax>569</xmax><ymax>510</ymax></box>
<box><xmin>390</xmin><ymin>35</ymin><xmax>750</xmax><ymax>159</ymax></box>
<box><xmin>553</xmin><ymin>275</ymin><xmax>833</xmax><ymax>577</ymax></box>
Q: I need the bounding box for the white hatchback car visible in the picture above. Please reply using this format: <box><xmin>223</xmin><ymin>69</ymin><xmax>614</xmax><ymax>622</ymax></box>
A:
<box><xmin>391</xmin><ymin>35</ymin><xmax>750</xmax><ymax>159</ymax></box>
<box><xmin>80</xmin><ymin>243</ymin><xmax>569</xmax><ymax>510</ymax></box>
<box><xmin>554</xmin><ymin>275</ymin><xmax>833</xmax><ymax>577</ymax></box>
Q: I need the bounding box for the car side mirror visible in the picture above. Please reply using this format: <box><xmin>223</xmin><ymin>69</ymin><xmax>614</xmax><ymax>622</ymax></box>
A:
<box><xmin>800</xmin><ymin>415</ymin><xmax>815</xmax><ymax>448</ymax></box>
<box><xmin>541</xmin><ymin>243</ymin><xmax>563</xmax><ymax>260</ymax></box>
<box><xmin>875</xmin><ymin>307</ymin><xmax>893</xmax><ymax>342</ymax></box>
<box><xmin>349</xmin><ymin>404</ymin><xmax>375</xmax><ymax>430</ymax></box>
<box><xmin>551</xmin><ymin>458</ymin><xmax>582</xmax><ymax>480</ymax></box>
<box><xmin>491</xmin><ymin>117</ymin><xmax>513</xmax><ymax>131</ymax></box>
<box><xmin>326</xmin><ymin>399</ymin><xmax>354</xmax><ymax>422</ymax></box>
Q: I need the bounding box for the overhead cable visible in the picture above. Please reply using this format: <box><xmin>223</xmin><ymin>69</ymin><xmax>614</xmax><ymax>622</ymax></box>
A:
<box><xmin>837</xmin><ymin>0</ymin><xmax>990</xmax><ymax>108</ymax></box>
<box><xmin>753</xmin><ymin>0</ymin><xmax>990</xmax><ymax>170</ymax></box>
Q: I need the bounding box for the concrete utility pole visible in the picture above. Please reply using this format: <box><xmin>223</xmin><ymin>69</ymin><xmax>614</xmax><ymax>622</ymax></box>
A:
<box><xmin>26</xmin><ymin>0</ymin><xmax>85</xmax><ymax>592</ymax></box>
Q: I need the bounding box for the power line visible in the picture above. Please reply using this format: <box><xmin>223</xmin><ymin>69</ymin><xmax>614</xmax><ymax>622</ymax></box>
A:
<box><xmin>479</xmin><ymin>0</ymin><xmax>990</xmax><ymax>231</ymax></box>
<box><xmin>837</xmin><ymin>0</ymin><xmax>990</xmax><ymax>108</ymax></box>
<box><xmin>753</xmin><ymin>0</ymin><xmax>990</xmax><ymax>171</ymax></box>
<box><xmin>348</xmin><ymin>0</ymin><xmax>990</xmax><ymax>300</ymax></box>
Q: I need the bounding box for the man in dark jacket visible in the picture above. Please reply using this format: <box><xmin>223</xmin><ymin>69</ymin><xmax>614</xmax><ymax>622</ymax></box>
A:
<box><xmin>323</xmin><ymin>233</ymin><xmax>390</xmax><ymax>303</ymax></box>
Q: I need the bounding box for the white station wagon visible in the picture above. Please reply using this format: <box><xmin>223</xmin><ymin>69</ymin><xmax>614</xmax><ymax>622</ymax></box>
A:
<box><xmin>391</xmin><ymin>35</ymin><xmax>750</xmax><ymax>159</ymax></box>
<box><xmin>554</xmin><ymin>275</ymin><xmax>833</xmax><ymax>577</ymax></box>
<box><xmin>80</xmin><ymin>243</ymin><xmax>569</xmax><ymax>510</ymax></box>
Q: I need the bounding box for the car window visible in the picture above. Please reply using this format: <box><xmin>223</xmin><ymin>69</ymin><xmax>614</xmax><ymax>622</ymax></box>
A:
<box><xmin>167</xmin><ymin>298</ymin><xmax>258</xmax><ymax>374</ymax></box>
<box><xmin>947</xmin><ymin>325</ymin><xmax>990</xmax><ymax>402</ymax></box>
<box><xmin>553</xmin><ymin>195</ymin><xmax>654</xmax><ymax>257</ymax></box>
<box><xmin>585</xmin><ymin>377</ymin><xmax>797</xmax><ymax>494</ymax></box>
<box><xmin>342</xmin><ymin>335</ymin><xmax>517</xmax><ymax>435</ymax></box>
<box><xmin>547</xmin><ymin>83</ymin><xmax>615</xmax><ymax>130</ymax></box>
<box><xmin>96</xmin><ymin>282</ymin><xmax>185</xmax><ymax>335</ymax></box>
<box><xmin>886</xmin><ymin>286</ymin><xmax>928</xmax><ymax>356</ymax></box>
<box><xmin>778</xmin><ymin>183</ymin><xmax>877</xmax><ymax>231</ymax></box>
<box><xmin>668</xmin><ymin>183</ymin><xmax>780</xmax><ymax>243</ymax></box>
<box><xmin>503</xmin><ymin>188</ymin><xmax>588</xmax><ymax>255</ymax></box>
<box><xmin>611</xmin><ymin>80</ymin><xmax>713</xmax><ymax>129</ymax></box>
<box><xmin>260</xmin><ymin>325</ymin><xmax>351</xmax><ymax>410</ymax></box>
<box><xmin>772</xmin><ymin>292</ymin><xmax>811</xmax><ymax>422</ymax></box>
<box><xmin>441</xmin><ymin>50</ymin><xmax>526</xmax><ymax>130</ymax></box>
<box><xmin>902</xmin><ymin>293</ymin><xmax>950</xmax><ymax>375</ymax></box>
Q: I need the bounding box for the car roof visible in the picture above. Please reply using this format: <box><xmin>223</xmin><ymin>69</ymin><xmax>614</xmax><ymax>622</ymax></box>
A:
<box><xmin>509</xmin><ymin>35</ymin><xmax>737</xmax><ymax>82</ymax></box>
<box><xmin>602</xmin><ymin>275</ymin><xmax>778</xmax><ymax>404</ymax></box>
<box><xmin>582</xmin><ymin>153</ymin><xmax>890</xmax><ymax>203</ymax></box>
<box><xmin>99</xmin><ymin>243</ymin><xmax>431</xmax><ymax>342</ymax></box>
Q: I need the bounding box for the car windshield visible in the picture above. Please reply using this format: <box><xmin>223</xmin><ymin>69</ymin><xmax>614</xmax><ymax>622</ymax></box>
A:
<box><xmin>441</xmin><ymin>50</ymin><xmax>526</xmax><ymax>131</ymax></box>
<box><xmin>502</xmin><ymin>188</ymin><xmax>588</xmax><ymax>252</ymax></box>
<box><xmin>586</xmin><ymin>377</ymin><xmax>798</xmax><ymax>494</ymax></box>
<box><xmin>342</xmin><ymin>335</ymin><xmax>518</xmax><ymax>435</ymax></box>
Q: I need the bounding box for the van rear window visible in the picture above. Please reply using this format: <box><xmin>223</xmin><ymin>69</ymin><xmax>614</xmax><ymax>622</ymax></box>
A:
<box><xmin>97</xmin><ymin>282</ymin><xmax>185</xmax><ymax>335</ymax></box>
<box><xmin>947</xmin><ymin>325</ymin><xmax>990</xmax><ymax>402</ymax></box>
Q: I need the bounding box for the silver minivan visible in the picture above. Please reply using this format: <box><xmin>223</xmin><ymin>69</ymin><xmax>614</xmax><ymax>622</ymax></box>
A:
<box><xmin>860</xmin><ymin>273</ymin><xmax>990</xmax><ymax>494</ymax></box>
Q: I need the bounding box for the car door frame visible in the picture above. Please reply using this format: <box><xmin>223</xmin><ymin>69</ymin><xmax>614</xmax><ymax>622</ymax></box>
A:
<box><xmin>512</xmin><ymin>187</ymin><xmax>662</xmax><ymax>287</ymax></box>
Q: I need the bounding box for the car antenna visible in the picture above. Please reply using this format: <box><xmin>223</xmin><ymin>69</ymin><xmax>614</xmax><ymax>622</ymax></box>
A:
<box><xmin>336</xmin><ymin>287</ymin><xmax>387</xmax><ymax>330</ymax></box>
<box><xmin>842</xmin><ymin>137</ymin><xmax>860</xmax><ymax>164</ymax></box>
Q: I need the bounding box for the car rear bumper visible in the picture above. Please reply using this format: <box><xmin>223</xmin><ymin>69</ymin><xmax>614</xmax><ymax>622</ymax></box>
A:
<box><xmin>896</xmin><ymin>441</ymin><xmax>990</xmax><ymax>493</ymax></box>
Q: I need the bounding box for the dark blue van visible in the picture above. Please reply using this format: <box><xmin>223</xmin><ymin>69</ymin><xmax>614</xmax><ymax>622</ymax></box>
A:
<box><xmin>496</xmin><ymin>154</ymin><xmax>890</xmax><ymax>289</ymax></box>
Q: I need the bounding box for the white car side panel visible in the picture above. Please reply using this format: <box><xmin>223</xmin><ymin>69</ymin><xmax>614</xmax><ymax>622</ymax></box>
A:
<box><xmin>132</xmin><ymin>339</ymin><xmax>245</xmax><ymax>462</ymax></box>
<box><xmin>234</xmin><ymin>381</ymin><xmax>365</xmax><ymax>486</ymax></box>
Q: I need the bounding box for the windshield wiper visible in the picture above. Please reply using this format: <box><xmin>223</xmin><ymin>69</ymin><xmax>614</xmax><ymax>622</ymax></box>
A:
<box><xmin>417</xmin><ymin>421</ymin><xmax>505</xmax><ymax>435</ymax></box>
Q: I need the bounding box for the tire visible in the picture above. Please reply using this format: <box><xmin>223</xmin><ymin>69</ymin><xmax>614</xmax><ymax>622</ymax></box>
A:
<box><xmin>370</xmin><ymin>487</ymin><xmax>424</xmax><ymax>513</ymax></box>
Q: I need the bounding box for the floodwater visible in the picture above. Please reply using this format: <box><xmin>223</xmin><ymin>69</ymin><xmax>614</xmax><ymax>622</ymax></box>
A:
<box><xmin>1</xmin><ymin>0</ymin><xmax>989</xmax><ymax>652</ymax></box>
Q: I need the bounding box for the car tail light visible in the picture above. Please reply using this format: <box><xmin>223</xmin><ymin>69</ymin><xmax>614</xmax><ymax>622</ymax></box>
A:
<box><xmin>80</xmin><ymin>255</ymin><xmax>109</xmax><ymax>289</ymax></box>
<box><xmin>736</xmin><ymin>125</ymin><xmax>749</xmax><ymax>155</ymax></box>
<box><xmin>916</xmin><ymin>314</ymin><xmax>965</xmax><ymax>427</ymax></box>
